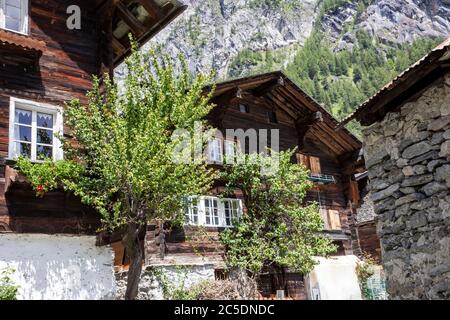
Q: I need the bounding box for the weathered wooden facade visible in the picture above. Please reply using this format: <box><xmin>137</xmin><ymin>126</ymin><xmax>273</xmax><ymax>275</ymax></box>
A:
<box><xmin>1</xmin><ymin>1</ymin><xmax>367</xmax><ymax>300</ymax></box>
<box><xmin>0</xmin><ymin>0</ymin><xmax>186</xmax><ymax>233</ymax></box>
<box><xmin>134</xmin><ymin>72</ymin><xmax>365</xmax><ymax>299</ymax></box>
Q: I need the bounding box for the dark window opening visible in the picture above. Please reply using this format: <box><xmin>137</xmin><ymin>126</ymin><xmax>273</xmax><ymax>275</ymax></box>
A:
<box><xmin>215</xmin><ymin>269</ymin><xmax>229</xmax><ymax>280</ymax></box>
<box><xmin>239</xmin><ymin>104</ymin><xmax>249</xmax><ymax>113</ymax></box>
<box><xmin>268</xmin><ymin>111</ymin><xmax>278</xmax><ymax>124</ymax></box>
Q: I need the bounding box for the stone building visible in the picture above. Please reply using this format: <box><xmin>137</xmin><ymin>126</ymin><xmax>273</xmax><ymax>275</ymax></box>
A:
<box><xmin>339</xmin><ymin>37</ymin><xmax>450</xmax><ymax>299</ymax></box>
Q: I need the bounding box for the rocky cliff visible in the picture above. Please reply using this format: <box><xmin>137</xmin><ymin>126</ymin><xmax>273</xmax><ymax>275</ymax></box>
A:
<box><xmin>120</xmin><ymin>0</ymin><xmax>450</xmax><ymax>79</ymax></box>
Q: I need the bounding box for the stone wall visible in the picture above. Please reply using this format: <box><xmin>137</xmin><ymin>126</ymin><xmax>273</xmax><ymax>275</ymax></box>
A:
<box><xmin>115</xmin><ymin>264</ymin><xmax>215</xmax><ymax>300</ymax></box>
<box><xmin>362</xmin><ymin>72</ymin><xmax>450</xmax><ymax>299</ymax></box>
<box><xmin>0</xmin><ymin>234</ymin><xmax>116</xmax><ymax>300</ymax></box>
<box><xmin>356</xmin><ymin>193</ymin><xmax>376</xmax><ymax>224</ymax></box>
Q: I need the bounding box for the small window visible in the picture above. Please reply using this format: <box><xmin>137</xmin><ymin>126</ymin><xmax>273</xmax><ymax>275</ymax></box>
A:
<box><xmin>0</xmin><ymin>0</ymin><xmax>29</xmax><ymax>34</ymax></box>
<box><xmin>9</xmin><ymin>98</ymin><xmax>63</xmax><ymax>161</ymax></box>
<box><xmin>268</xmin><ymin>111</ymin><xmax>278</xmax><ymax>124</ymax></box>
<box><xmin>215</xmin><ymin>269</ymin><xmax>229</xmax><ymax>280</ymax></box>
<box><xmin>204</xmin><ymin>197</ymin><xmax>220</xmax><ymax>226</ymax></box>
<box><xmin>223</xmin><ymin>199</ymin><xmax>241</xmax><ymax>227</ymax></box>
<box><xmin>185</xmin><ymin>197</ymin><xmax>199</xmax><ymax>225</ymax></box>
<box><xmin>224</xmin><ymin>140</ymin><xmax>241</xmax><ymax>164</ymax></box>
<box><xmin>239</xmin><ymin>104</ymin><xmax>249</xmax><ymax>114</ymax></box>
<box><xmin>207</xmin><ymin>138</ymin><xmax>223</xmax><ymax>164</ymax></box>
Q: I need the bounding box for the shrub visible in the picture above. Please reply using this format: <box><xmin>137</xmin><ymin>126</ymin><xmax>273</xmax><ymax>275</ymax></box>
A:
<box><xmin>0</xmin><ymin>268</ymin><xmax>19</xmax><ymax>300</ymax></box>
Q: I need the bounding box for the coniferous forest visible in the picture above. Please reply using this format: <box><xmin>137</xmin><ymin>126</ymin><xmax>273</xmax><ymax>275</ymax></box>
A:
<box><xmin>284</xmin><ymin>31</ymin><xmax>441</xmax><ymax>135</ymax></box>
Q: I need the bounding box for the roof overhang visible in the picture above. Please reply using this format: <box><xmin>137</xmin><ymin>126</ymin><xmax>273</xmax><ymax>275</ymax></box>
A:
<box><xmin>206</xmin><ymin>71</ymin><xmax>362</xmax><ymax>157</ymax></box>
<box><xmin>95</xmin><ymin>0</ymin><xmax>187</xmax><ymax>67</ymax></box>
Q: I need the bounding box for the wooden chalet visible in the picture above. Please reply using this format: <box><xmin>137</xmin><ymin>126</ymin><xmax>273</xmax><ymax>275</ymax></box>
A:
<box><xmin>0</xmin><ymin>0</ymin><xmax>186</xmax><ymax>233</ymax></box>
<box><xmin>0</xmin><ymin>1</ymin><xmax>367</xmax><ymax>300</ymax></box>
<box><xmin>135</xmin><ymin>72</ymin><xmax>366</xmax><ymax>300</ymax></box>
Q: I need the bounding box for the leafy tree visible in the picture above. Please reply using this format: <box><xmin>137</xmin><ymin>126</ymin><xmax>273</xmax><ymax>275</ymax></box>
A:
<box><xmin>220</xmin><ymin>150</ymin><xmax>336</xmax><ymax>290</ymax></box>
<box><xmin>16</xmin><ymin>43</ymin><xmax>216</xmax><ymax>300</ymax></box>
<box><xmin>0</xmin><ymin>268</ymin><xmax>18</xmax><ymax>300</ymax></box>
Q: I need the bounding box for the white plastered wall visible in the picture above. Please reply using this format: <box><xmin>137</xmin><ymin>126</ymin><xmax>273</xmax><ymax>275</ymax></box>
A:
<box><xmin>0</xmin><ymin>234</ymin><xmax>115</xmax><ymax>300</ymax></box>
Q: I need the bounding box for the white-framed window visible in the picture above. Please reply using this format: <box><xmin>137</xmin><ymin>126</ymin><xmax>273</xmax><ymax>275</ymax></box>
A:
<box><xmin>9</xmin><ymin>97</ymin><xmax>64</xmax><ymax>162</ymax></box>
<box><xmin>185</xmin><ymin>197</ymin><xmax>199</xmax><ymax>225</ymax></box>
<box><xmin>207</xmin><ymin>138</ymin><xmax>241</xmax><ymax>165</ymax></box>
<box><xmin>185</xmin><ymin>196</ymin><xmax>243</xmax><ymax>228</ymax></box>
<box><xmin>204</xmin><ymin>197</ymin><xmax>220</xmax><ymax>226</ymax></box>
<box><xmin>0</xmin><ymin>0</ymin><xmax>29</xmax><ymax>35</ymax></box>
<box><xmin>207</xmin><ymin>138</ymin><xmax>223</xmax><ymax>164</ymax></box>
<box><xmin>223</xmin><ymin>199</ymin><xmax>241</xmax><ymax>227</ymax></box>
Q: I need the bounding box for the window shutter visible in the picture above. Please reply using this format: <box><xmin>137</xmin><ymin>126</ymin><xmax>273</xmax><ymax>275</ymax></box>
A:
<box><xmin>319</xmin><ymin>207</ymin><xmax>330</xmax><ymax>230</ymax></box>
<box><xmin>327</xmin><ymin>210</ymin><xmax>341</xmax><ymax>230</ymax></box>
<box><xmin>296</xmin><ymin>153</ymin><xmax>310</xmax><ymax>170</ymax></box>
<box><xmin>309</xmin><ymin>156</ymin><xmax>321</xmax><ymax>174</ymax></box>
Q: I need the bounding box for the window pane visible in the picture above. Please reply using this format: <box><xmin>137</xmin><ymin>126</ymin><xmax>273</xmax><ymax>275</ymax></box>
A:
<box><xmin>4</xmin><ymin>0</ymin><xmax>23</xmax><ymax>32</ymax></box>
<box><xmin>224</xmin><ymin>141</ymin><xmax>235</xmax><ymax>163</ymax></box>
<box><xmin>37</xmin><ymin>128</ymin><xmax>53</xmax><ymax>145</ymax></box>
<box><xmin>37</xmin><ymin>145</ymin><xmax>53</xmax><ymax>160</ymax></box>
<box><xmin>224</xmin><ymin>201</ymin><xmax>231</xmax><ymax>226</ymax></box>
<box><xmin>185</xmin><ymin>198</ymin><xmax>199</xmax><ymax>225</ymax></box>
<box><xmin>16</xmin><ymin>142</ymin><xmax>31</xmax><ymax>158</ymax></box>
<box><xmin>37</xmin><ymin>113</ymin><xmax>53</xmax><ymax>129</ymax></box>
<box><xmin>15</xmin><ymin>109</ymin><xmax>31</xmax><ymax>125</ymax></box>
<box><xmin>6</xmin><ymin>5</ymin><xmax>20</xmax><ymax>20</ymax></box>
<box><xmin>14</xmin><ymin>125</ymin><xmax>31</xmax><ymax>142</ymax></box>
<box><xmin>6</xmin><ymin>0</ymin><xmax>21</xmax><ymax>7</ymax></box>
<box><xmin>204</xmin><ymin>199</ymin><xmax>211</xmax><ymax>225</ymax></box>
<box><xmin>5</xmin><ymin>18</ymin><xmax>20</xmax><ymax>31</ymax></box>
<box><xmin>208</xmin><ymin>139</ymin><xmax>223</xmax><ymax>163</ymax></box>
<box><xmin>239</xmin><ymin>104</ymin><xmax>249</xmax><ymax>113</ymax></box>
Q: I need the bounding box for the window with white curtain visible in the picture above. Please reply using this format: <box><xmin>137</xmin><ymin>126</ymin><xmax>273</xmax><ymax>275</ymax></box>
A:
<box><xmin>185</xmin><ymin>196</ymin><xmax>243</xmax><ymax>228</ymax></box>
<box><xmin>0</xmin><ymin>0</ymin><xmax>29</xmax><ymax>34</ymax></box>
<box><xmin>207</xmin><ymin>138</ymin><xmax>223</xmax><ymax>164</ymax></box>
<box><xmin>208</xmin><ymin>138</ymin><xmax>240</xmax><ymax>165</ymax></box>
<box><xmin>9</xmin><ymin>97</ymin><xmax>63</xmax><ymax>162</ymax></box>
<box><xmin>224</xmin><ymin>139</ymin><xmax>241</xmax><ymax>164</ymax></box>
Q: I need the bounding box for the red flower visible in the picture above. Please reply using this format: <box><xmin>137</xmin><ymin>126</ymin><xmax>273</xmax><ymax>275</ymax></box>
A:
<box><xmin>37</xmin><ymin>185</ymin><xmax>44</xmax><ymax>193</ymax></box>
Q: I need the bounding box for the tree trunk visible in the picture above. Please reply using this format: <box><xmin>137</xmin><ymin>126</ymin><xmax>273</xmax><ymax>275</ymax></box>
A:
<box><xmin>123</xmin><ymin>222</ymin><xmax>146</xmax><ymax>300</ymax></box>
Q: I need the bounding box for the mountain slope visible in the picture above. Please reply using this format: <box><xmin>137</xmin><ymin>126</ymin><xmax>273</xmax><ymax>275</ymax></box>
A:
<box><xmin>115</xmin><ymin>0</ymin><xmax>450</xmax><ymax>134</ymax></box>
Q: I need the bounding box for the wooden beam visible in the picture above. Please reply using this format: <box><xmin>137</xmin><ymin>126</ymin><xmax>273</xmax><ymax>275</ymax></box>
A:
<box><xmin>116</xmin><ymin>1</ymin><xmax>146</xmax><ymax>36</ymax></box>
<box><xmin>265</xmin><ymin>92</ymin><xmax>302</xmax><ymax>120</ymax></box>
<box><xmin>296</xmin><ymin>112</ymin><xmax>323</xmax><ymax>151</ymax></box>
<box><xmin>209</xmin><ymin>88</ymin><xmax>242</xmax><ymax>129</ymax></box>
<box><xmin>137</xmin><ymin>0</ymin><xmax>164</xmax><ymax>20</ymax></box>
<box><xmin>252</xmin><ymin>76</ymin><xmax>285</xmax><ymax>97</ymax></box>
<box><xmin>111</xmin><ymin>36</ymin><xmax>126</xmax><ymax>56</ymax></box>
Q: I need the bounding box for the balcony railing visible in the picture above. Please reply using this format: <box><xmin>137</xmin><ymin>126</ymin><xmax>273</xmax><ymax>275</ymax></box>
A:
<box><xmin>309</xmin><ymin>173</ymin><xmax>336</xmax><ymax>184</ymax></box>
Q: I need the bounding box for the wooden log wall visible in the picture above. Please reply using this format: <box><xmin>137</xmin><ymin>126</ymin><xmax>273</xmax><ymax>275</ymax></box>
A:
<box><xmin>0</xmin><ymin>0</ymin><xmax>102</xmax><ymax>233</ymax></box>
<box><xmin>357</xmin><ymin>221</ymin><xmax>382</xmax><ymax>263</ymax></box>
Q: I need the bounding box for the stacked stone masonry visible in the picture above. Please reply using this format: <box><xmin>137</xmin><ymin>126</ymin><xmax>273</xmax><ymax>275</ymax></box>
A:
<box><xmin>362</xmin><ymin>72</ymin><xmax>450</xmax><ymax>299</ymax></box>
